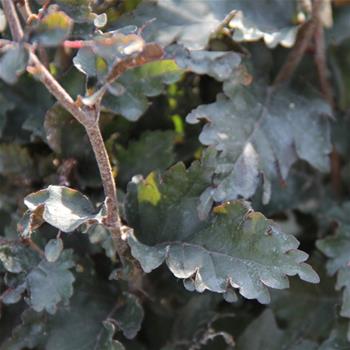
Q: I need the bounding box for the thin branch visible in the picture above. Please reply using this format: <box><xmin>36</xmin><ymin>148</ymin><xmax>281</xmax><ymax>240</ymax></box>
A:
<box><xmin>313</xmin><ymin>11</ymin><xmax>334</xmax><ymax>107</ymax></box>
<box><xmin>273</xmin><ymin>0</ymin><xmax>321</xmax><ymax>85</ymax></box>
<box><xmin>2</xmin><ymin>0</ymin><xmax>24</xmax><ymax>41</ymax></box>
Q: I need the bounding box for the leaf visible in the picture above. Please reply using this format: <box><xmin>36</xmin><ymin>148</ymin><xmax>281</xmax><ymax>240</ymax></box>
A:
<box><xmin>0</xmin><ymin>242</ymin><xmax>75</xmax><ymax>314</ymax></box>
<box><xmin>44</xmin><ymin>238</ymin><xmax>64</xmax><ymax>262</ymax></box>
<box><xmin>229</xmin><ymin>0</ymin><xmax>303</xmax><ymax>48</ymax></box>
<box><xmin>0</xmin><ymin>144</ymin><xmax>35</xmax><ymax>182</ymax></box>
<box><xmin>236</xmin><ymin>309</ymin><xmax>318</xmax><ymax>350</ymax></box>
<box><xmin>186</xmin><ymin>84</ymin><xmax>332</xmax><ymax>206</ymax></box>
<box><xmin>125</xmin><ymin>161</ymin><xmax>319</xmax><ymax>304</ymax></box>
<box><xmin>316</xmin><ymin>204</ymin><xmax>350</xmax><ymax>340</ymax></box>
<box><xmin>270</xmin><ymin>256</ymin><xmax>338</xmax><ymax>342</ymax></box>
<box><xmin>26</xmin><ymin>250</ymin><xmax>75</xmax><ymax>314</ymax></box>
<box><xmin>51</xmin><ymin>0</ymin><xmax>93</xmax><ymax>23</ymax></box>
<box><xmin>86</xmin><ymin>223</ymin><xmax>116</xmax><ymax>260</ymax></box>
<box><xmin>1</xmin><ymin>277</ymin><xmax>135</xmax><ymax>350</ymax></box>
<box><xmin>114</xmin><ymin>292</ymin><xmax>144</xmax><ymax>339</ymax></box>
<box><xmin>112</xmin><ymin>130</ymin><xmax>176</xmax><ymax>187</ymax></box>
<box><xmin>95</xmin><ymin>321</ymin><xmax>126</xmax><ymax>350</ymax></box>
<box><xmin>172</xmin><ymin>46</ymin><xmax>244</xmax><ymax>82</ymax></box>
<box><xmin>0</xmin><ymin>44</ymin><xmax>28</xmax><ymax>84</ymax></box>
<box><xmin>117</xmin><ymin>0</ymin><xmax>301</xmax><ymax>50</ymax></box>
<box><xmin>0</xmin><ymin>309</ymin><xmax>47</xmax><ymax>350</ymax></box>
<box><xmin>102</xmin><ymin>60</ymin><xmax>182</xmax><ymax>121</ymax></box>
<box><xmin>23</xmin><ymin>185</ymin><xmax>102</xmax><ymax>233</ymax></box>
<box><xmin>29</xmin><ymin>11</ymin><xmax>73</xmax><ymax>47</ymax></box>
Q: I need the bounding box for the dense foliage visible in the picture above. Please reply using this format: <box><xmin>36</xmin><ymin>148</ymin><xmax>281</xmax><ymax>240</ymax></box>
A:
<box><xmin>0</xmin><ymin>0</ymin><xmax>350</xmax><ymax>349</ymax></box>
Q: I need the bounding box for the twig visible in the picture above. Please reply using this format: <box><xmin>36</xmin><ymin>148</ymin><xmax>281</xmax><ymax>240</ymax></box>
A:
<box><xmin>2</xmin><ymin>0</ymin><xmax>24</xmax><ymax>41</ymax></box>
<box><xmin>2</xmin><ymin>0</ymin><xmax>129</xmax><ymax>264</ymax></box>
<box><xmin>330</xmin><ymin>145</ymin><xmax>342</xmax><ymax>197</ymax></box>
<box><xmin>313</xmin><ymin>10</ymin><xmax>334</xmax><ymax>107</ymax></box>
<box><xmin>273</xmin><ymin>0</ymin><xmax>321</xmax><ymax>85</ymax></box>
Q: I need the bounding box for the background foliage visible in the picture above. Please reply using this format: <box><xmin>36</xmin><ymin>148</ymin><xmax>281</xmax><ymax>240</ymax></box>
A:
<box><xmin>0</xmin><ymin>0</ymin><xmax>350</xmax><ymax>349</ymax></box>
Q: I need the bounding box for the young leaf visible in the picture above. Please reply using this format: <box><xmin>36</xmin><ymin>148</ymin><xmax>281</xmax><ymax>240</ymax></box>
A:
<box><xmin>125</xmin><ymin>161</ymin><xmax>319</xmax><ymax>304</ymax></box>
<box><xmin>117</xmin><ymin>0</ymin><xmax>301</xmax><ymax>50</ymax></box>
<box><xmin>29</xmin><ymin>11</ymin><xmax>73</xmax><ymax>47</ymax></box>
<box><xmin>112</xmin><ymin>130</ymin><xmax>176</xmax><ymax>187</ymax></box>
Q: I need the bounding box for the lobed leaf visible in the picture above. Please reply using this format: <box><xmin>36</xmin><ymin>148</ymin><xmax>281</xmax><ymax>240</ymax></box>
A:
<box><xmin>125</xmin><ymin>161</ymin><xmax>319</xmax><ymax>304</ymax></box>
<box><xmin>186</xmin><ymin>84</ymin><xmax>332</xmax><ymax>207</ymax></box>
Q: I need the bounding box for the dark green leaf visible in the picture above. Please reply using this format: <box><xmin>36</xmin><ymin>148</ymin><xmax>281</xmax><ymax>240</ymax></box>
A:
<box><xmin>125</xmin><ymin>161</ymin><xmax>319</xmax><ymax>304</ymax></box>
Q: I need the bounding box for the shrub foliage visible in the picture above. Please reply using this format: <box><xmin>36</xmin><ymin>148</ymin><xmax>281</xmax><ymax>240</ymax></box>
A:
<box><xmin>0</xmin><ymin>0</ymin><xmax>349</xmax><ymax>349</ymax></box>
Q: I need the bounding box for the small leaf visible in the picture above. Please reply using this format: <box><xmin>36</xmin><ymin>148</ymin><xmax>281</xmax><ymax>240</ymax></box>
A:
<box><xmin>114</xmin><ymin>293</ymin><xmax>144</xmax><ymax>339</ymax></box>
<box><xmin>24</xmin><ymin>185</ymin><xmax>102</xmax><ymax>233</ymax></box>
<box><xmin>29</xmin><ymin>11</ymin><xmax>73</xmax><ymax>47</ymax></box>
<box><xmin>94</xmin><ymin>13</ymin><xmax>107</xmax><ymax>28</ymax></box>
<box><xmin>45</xmin><ymin>238</ymin><xmax>64</xmax><ymax>262</ymax></box>
<box><xmin>0</xmin><ymin>44</ymin><xmax>28</xmax><ymax>84</ymax></box>
<box><xmin>26</xmin><ymin>250</ymin><xmax>75</xmax><ymax>314</ymax></box>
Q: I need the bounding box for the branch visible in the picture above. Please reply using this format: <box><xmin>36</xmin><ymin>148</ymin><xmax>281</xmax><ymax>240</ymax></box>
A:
<box><xmin>2</xmin><ymin>1</ymin><xmax>129</xmax><ymax>264</ymax></box>
<box><xmin>2</xmin><ymin>0</ymin><xmax>24</xmax><ymax>41</ymax></box>
<box><xmin>273</xmin><ymin>0</ymin><xmax>321</xmax><ymax>85</ymax></box>
<box><xmin>313</xmin><ymin>9</ymin><xmax>334</xmax><ymax>107</ymax></box>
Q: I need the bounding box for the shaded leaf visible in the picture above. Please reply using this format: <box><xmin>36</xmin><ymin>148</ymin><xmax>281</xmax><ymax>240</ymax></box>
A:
<box><xmin>0</xmin><ymin>44</ymin><xmax>28</xmax><ymax>85</ymax></box>
<box><xmin>112</xmin><ymin>130</ymin><xmax>176</xmax><ymax>187</ymax></box>
<box><xmin>172</xmin><ymin>46</ymin><xmax>243</xmax><ymax>82</ymax></box>
<box><xmin>236</xmin><ymin>309</ymin><xmax>318</xmax><ymax>350</ymax></box>
<box><xmin>26</xmin><ymin>250</ymin><xmax>75</xmax><ymax>314</ymax></box>
<box><xmin>52</xmin><ymin>0</ymin><xmax>93</xmax><ymax>23</ymax></box>
<box><xmin>125</xmin><ymin>161</ymin><xmax>319</xmax><ymax>304</ymax></box>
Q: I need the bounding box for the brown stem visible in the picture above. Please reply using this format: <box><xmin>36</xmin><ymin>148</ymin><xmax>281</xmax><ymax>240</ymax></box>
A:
<box><xmin>273</xmin><ymin>0</ymin><xmax>321</xmax><ymax>85</ymax></box>
<box><xmin>2</xmin><ymin>1</ymin><xmax>129</xmax><ymax>264</ymax></box>
<box><xmin>2</xmin><ymin>0</ymin><xmax>24</xmax><ymax>41</ymax></box>
<box><xmin>85</xmin><ymin>124</ymin><xmax>119</xmax><ymax>227</ymax></box>
<box><xmin>314</xmin><ymin>15</ymin><xmax>334</xmax><ymax>107</ymax></box>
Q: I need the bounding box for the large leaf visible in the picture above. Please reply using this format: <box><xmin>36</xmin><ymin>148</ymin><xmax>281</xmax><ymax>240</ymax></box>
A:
<box><xmin>29</xmin><ymin>11</ymin><xmax>73</xmax><ymax>47</ymax></box>
<box><xmin>125</xmin><ymin>161</ymin><xmax>319</xmax><ymax>304</ymax></box>
<box><xmin>186</xmin><ymin>84</ymin><xmax>332</xmax><ymax>207</ymax></box>
<box><xmin>116</xmin><ymin>0</ymin><xmax>301</xmax><ymax>50</ymax></box>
